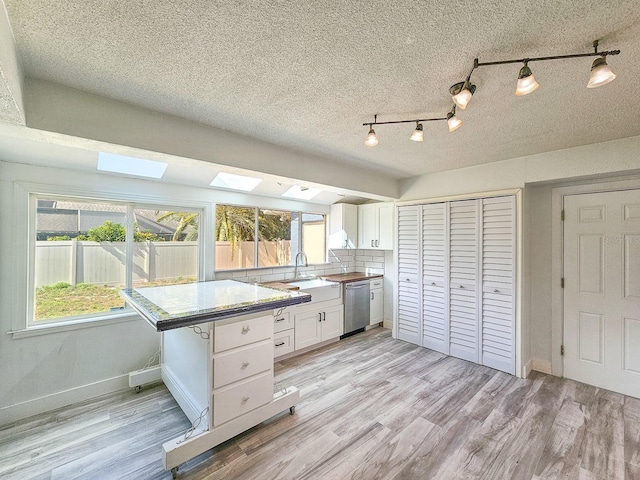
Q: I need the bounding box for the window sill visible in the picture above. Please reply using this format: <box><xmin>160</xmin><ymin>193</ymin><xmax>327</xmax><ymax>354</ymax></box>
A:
<box><xmin>8</xmin><ymin>311</ymin><xmax>145</xmax><ymax>340</ymax></box>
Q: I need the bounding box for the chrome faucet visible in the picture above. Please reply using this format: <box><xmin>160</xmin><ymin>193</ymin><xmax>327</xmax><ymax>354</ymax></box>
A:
<box><xmin>294</xmin><ymin>251</ymin><xmax>308</xmax><ymax>279</ymax></box>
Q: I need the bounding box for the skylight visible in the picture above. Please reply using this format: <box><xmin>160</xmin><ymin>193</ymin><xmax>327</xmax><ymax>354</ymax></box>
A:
<box><xmin>97</xmin><ymin>152</ymin><xmax>168</xmax><ymax>179</ymax></box>
<box><xmin>210</xmin><ymin>172</ymin><xmax>262</xmax><ymax>192</ymax></box>
<box><xmin>281</xmin><ymin>186</ymin><xmax>321</xmax><ymax>200</ymax></box>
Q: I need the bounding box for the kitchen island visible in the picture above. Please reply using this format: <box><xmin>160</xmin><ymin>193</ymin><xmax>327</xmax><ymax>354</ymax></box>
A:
<box><xmin>121</xmin><ymin>280</ymin><xmax>311</xmax><ymax>478</ymax></box>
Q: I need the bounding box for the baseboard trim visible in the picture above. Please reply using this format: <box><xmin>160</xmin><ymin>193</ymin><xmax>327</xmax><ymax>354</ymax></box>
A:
<box><xmin>522</xmin><ymin>358</ymin><xmax>533</xmax><ymax>378</ymax></box>
<box><xmin>532</xmin><ymin>358</ymin><xmax>553</xmax><ymax>375</ymax></box>
<box><xmin>382</xmin><ymin>319</ymin><xmax>392</xmax><ymax>330</ymax></box>
<box><xmin>0</xmin><ymin>374</ymin><xmax>129</xmax><ymax>426</ymax></box>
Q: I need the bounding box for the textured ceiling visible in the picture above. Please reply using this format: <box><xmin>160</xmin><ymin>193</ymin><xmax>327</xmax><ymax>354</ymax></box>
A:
<box><xmin>4</xmin><ymin>0</ymin><xmax>640</xmax><ymax>180</ymax></box>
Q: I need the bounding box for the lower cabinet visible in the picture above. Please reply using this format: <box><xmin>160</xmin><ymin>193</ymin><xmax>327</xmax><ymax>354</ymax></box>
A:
<box><xmin>370</xmin><ymin>278</ymin><xmax>384</xmax><ymax>325</ymax></box>
<box><xmin>294</xmin><ymin>303</ymin><xmax>343</xmax><ymax>350</ymax></box>
<box><xmin>273</xmin><ymin>311</ymin><xmax>294</xmax><ymax>358</ymax></box>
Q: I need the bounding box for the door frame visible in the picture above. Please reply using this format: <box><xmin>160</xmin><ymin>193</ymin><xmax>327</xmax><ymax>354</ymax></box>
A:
<box><xmin>550</xmin><ymin>177</ymin><xmax>640</xmax><ymax>377</ymax></box>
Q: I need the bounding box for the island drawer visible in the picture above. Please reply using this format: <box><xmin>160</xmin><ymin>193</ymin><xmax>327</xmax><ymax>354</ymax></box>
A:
<box><xmin>273</xmin><ymin>311</ymin><xmax>292</xmax><ymax>333</ymax></box>
<box><xmin>214</xmin><ymin>315</ymin><xmax>272</xmax><ymax>352</ymax></box>
<box><xmin>213</xmin><ymin>340</ymin><xmax>272</xmax><ymax>389</ymax></box>
<box><xmin>273</xmin><ymin>330</ymin><xmax>294</xmax><ymax>358</ymax></box>
<box><xmin>212</xmin><ymin>371</ymin><xmax>273</xmax><ymax>426</ymax></box>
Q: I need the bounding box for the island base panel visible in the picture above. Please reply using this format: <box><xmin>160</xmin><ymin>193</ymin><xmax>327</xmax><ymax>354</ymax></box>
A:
<box><xmin>162</xmin><ymin>386</ymin><xmax>300</xmax><ymax>471</ymax></box>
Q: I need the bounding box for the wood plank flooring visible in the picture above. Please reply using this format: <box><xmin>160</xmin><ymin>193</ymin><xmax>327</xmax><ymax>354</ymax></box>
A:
<box><xmin>1</xmin><ymin>328</ymin><xmax>639</xmax><ymax>479</ymax></box>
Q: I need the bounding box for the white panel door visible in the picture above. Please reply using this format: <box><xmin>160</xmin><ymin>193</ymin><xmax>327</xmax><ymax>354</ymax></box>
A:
<box><xmin>481</xmin><ymin>196</ymin><xmax>515</xmax><ymax>374</ymax></box>
<box><xmin>564</xmin><ymin>190</ymin><xmax>640</xmax><ymax>398</ymax></box>
<box><xmin>422</xmin><ymin>203</ymin><xmax>449</xmax><ymax>354</ymax></box>
<box><xmin>449</xmin><ymin>199</ymin><xmax>480</xmax><ymax>363</ymax></box>
<box><xmin>397</xmin><ymin>205</ymin><xmax>421</xmax><ymax>345</ymax></box>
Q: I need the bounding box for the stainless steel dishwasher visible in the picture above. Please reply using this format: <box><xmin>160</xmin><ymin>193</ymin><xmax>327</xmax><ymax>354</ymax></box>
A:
<box><xmin>343</xmin><ymin>280</ymin><xmax>370</xmax><ymax>337</ymax></box>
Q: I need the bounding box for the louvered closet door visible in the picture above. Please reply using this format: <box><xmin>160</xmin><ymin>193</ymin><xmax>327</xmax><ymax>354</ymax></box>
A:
<box><xmin>449</xmin><ymin>199</ymin><xmax>480</xmax><ymax>363</ymax></box>
<box><xmin>397</xmin><ymin>205</ymin><xmax>421</xmax><ymax>345</ymax></box>
<box><xmin>481</xmin><ymin>196</ymin><xmax>515</xmax><ymax>374</ymax></box>
<box><xmin>422</xmin><ymin>203</ymin><xmax>449</xmax><ymax>353</ymax></box>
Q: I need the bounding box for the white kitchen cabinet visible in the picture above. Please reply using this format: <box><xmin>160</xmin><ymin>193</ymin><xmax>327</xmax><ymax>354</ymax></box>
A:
<box><xmin>370</xmin><ymin>278</ymin><xmax>383</xmax><ymax>325</ymax></box>
<box><xmin>329</xmin><ymin>203</ymin><xmax>358</xmax><ymax>249</ymax></box>
<box><xmin>294</xmin><ymin>303</ymin><xmax>343</xmax><ymax>350</ymax></box>
<box><xmin>273</xmin><ymin>311</ymin><xmax>294</xmax><ymax>358</ymax></box>
<box><xmin>358</xmin><ymin>202</ymin><xmax>394</xmax><ymax>250</ymax></box>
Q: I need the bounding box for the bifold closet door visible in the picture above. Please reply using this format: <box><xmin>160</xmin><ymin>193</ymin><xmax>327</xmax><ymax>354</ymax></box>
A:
<box><xmin>422</xmin><ymin>203</ymin><xmax>449</xmax><ymax>354</ymax></box>
<box><xmin>481</xmin><ymin>196</ymin><xmax>515</xmax><ymax>374</ymax></box>
<box><xmin>448</xmin><ymin>199</ymin><xmax>480</xmax><ymax>364</ymax></box>
<box><xmin>397</xmin><ymin>205</ymin><xmax>421</xmax><ymax>345</ymax></box>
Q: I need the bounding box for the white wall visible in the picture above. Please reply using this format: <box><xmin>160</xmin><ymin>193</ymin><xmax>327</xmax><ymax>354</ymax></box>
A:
<box><xmin>24</xmin><ymin>78</ymin><xmax>398</xmax><ymax>200</ymax></box>
<box><xmin>401</xmin><ymin>135</ymin><xmax>640</xmax><ymax>201</ymax></box>
<box><xmin>0</xmin><ymin>159</ymin><xmax>330</xmax><ymax>425</ymax></box>
<box><xmin>400</xmin><ymin>135</ymin><xmax>640</xmax><ymax>375</ymax></box>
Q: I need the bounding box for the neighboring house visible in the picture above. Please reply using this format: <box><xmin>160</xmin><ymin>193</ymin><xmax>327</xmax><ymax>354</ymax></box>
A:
<box><xmin>35</xmin><ymin>200</ymin><xmax>189</xmax><ymax>241</ymax></box>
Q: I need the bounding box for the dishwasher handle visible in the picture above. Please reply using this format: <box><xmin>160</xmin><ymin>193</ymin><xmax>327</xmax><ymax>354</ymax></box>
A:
<box><xmin>346</xmin><ymin>282</ymin><xmax>370</xmax><ymax>290</ymax></box>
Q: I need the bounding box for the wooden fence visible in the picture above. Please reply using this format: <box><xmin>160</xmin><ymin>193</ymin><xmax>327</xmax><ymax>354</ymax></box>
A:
<box><xmin>34</xmin><ymin>240</ymin><xmax>292</xmax><ymax>287</ymax></box>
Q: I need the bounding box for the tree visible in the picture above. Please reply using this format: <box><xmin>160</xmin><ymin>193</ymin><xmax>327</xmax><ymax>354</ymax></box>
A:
<box><xmin>80</xmin><ymin>221</ymin><xmax>162</xmax><ymax>242</ymax></box>
<box><xmin>155</xmin><ymin>211</ymin><xmax>198</xmax><ymax>241</ymax></box>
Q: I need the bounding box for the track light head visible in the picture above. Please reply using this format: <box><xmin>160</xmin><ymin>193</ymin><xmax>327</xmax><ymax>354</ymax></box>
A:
<box><xmin>587</xmin><ymin>56</ymin><xmax>616</xmax><ymax>88</ymax></box>
<box><xmin>450</xmin><ymin>82</ymin><xmax>477</xmax><ymax>110</ymax></box>
<box><xmin>365</xmin><ymin>125</ymin><xmax>378</xmax><ymax>147</ymax></box>
<box><xmin>409</xmin><ymin>122</ymin><xmax>424</xmax><ymax>142</ymax></box>
<box><xmin>447</xmin><ymin>110</ymin><xmax>463</xmax><ymax>132</ymax></box>
<box><xmin>515</xmin><ymin>62</ymin><xmax>539</xmax><ymax>96</ymax></box>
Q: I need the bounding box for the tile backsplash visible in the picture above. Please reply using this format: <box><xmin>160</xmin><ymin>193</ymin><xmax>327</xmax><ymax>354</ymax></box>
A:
<box><xmin>214</xmin><ymin>249</ymin><xmax>389</xmax><ymax>284</ymax></box>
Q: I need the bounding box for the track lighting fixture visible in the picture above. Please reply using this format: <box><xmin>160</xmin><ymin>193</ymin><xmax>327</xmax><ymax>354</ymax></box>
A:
<box><xmin>362</xmin><ymin>39</ymin><xmax>620</xmax><ymax>145</ymax></box>
<box><xmin>365</xmin><ymin>126</ymin><xmax>378</xmax><ymax>147</ymax></box>
<box><xmin>410</xmin><ymin>122</ymin><xmax>424</xmax><ymax>142</ymax></box>
<box><xmin>447</xmin><ymin>107</ymin><xmax>463</xmax><ymax>132</ymax></box>
<box><xmin>587</xmin><ymin>56</ymin><xmax>616</xmax><ymax>88</ymax></box>
<box><xmin>362</xmin><ymin>113</ymin><xmax>448</xmax><ymax>146</ymax></box>
<box><xmin>515</xmin><ymin>61</ymin><xmax>539</xmax><ymax>96</ymax></box>
<box><xmin>365</xmin><ymin>115</ymin><xmax>379</xmax><ymax>147</ymax></box>
<box><xmin>450</xmin><ymin>81</ymin><xmax>476</xmax><ymax>110</ymax></box>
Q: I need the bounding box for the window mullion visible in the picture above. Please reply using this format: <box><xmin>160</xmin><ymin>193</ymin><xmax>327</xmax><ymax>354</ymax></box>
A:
<box><xmin>125</xmin><ymin>204</ymin><xmax>134</xmax><ymax>289</ymax></box>
<box><xmin>254</xmin><ymin>207</ymin><xmax>259</xmax><ymax>268</ymax></box>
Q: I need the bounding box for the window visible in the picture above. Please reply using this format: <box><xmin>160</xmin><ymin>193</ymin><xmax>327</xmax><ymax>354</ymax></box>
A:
<box><xmin>32</xmin><ymin>197</ymin><xmax>201</xmax><ymax>325</ymax></box>
<box><xmin>215</xmin><ymin>204</ymin><xmax>325</xmax><ymax>271</ymax></box>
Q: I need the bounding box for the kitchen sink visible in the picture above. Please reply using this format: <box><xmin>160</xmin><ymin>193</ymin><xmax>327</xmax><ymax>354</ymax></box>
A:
<box><xmin>286</xmin><ymin>278</ymin><xmax>341</xmax><ymax>303</ymax></box>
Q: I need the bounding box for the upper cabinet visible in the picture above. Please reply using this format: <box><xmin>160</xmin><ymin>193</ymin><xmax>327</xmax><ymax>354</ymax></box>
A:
<box><xmin>358</xmin><ymin>202</ymin><xmax>394</xmax><ymax>250</ymax></box>
<box><xmin>328</xmin><ymin>204</ymin><xmax>358</xmax><ymax>249</ymax></box>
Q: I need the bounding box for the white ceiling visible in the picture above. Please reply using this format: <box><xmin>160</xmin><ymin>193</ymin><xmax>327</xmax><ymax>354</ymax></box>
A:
<box><xmin>2</xmin><ymin>0</ymin><xmax>640</xmax><ymax>184</ymax></box>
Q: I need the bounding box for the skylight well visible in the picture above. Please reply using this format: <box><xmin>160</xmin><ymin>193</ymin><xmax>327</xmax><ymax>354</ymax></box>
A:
<box><xmin>97</xmin><ymin>152</ymin><xmax>168</xmax><ymax>179</ymax></box>
<box><xmin>281</xmin><ymin>186</ymin><xmax>321</xmax><ymax>200</ymax></box>
<box><xmin>210</xmin><ymin>172</ymin><xmax>262</xmax><ymax>192</ymax></box>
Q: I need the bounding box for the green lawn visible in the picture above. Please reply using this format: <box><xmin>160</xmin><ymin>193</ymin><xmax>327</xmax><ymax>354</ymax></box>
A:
<box><xmin>35</xmin><ymin>277</ymin><xmax>196</xmax><ymax>321</ymax></box>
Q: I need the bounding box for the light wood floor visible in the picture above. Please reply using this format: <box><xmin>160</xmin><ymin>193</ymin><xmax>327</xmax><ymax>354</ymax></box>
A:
<box><xmin>1</xmin><ymin>328</ymin><xmax>639</xmax><ymax>479</ymax></box>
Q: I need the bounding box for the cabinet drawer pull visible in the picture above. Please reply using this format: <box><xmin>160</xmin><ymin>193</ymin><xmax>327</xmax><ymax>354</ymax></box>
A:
<box><xmin>371</xmin><ymin>292</ymin><xmax>374</xmax><ymax>300</ymax></box>
<box><xmin>275</xmin><ymin>317</ymin><xmax>286</xmax><ymax>322</ymax></box>
<box><xmin>459</xmin><ymin>285</ymin><xmax>464</xmax><ymax>289</ymax></box>
<box><xmin>241</xmin><ymin>396</ymin><xmax>249</xmax><ymax>405</ymax></box>
<box><xmin>241</xmin><ymin>326</ymin><xmax>250</xmax><ymax>334</ymax></box>
<box><xmin>275</xmin><ymin>341</ymin><xmax>285</xmax><ymax>347</ymax></box>
<box><xmin>375</xmin><ymin>240</ymin><xmax>379</xmax><ymax>247</ymax></box>
<box><xmin>431</xmin><ymin>282</ymin><xmax>436</xmax><ymax>286</ymax></box>
<box><xmin>319</xmin><ymin>313</ymin><xmax>322</xmax><ymax>323</ymax></box>
<box><xmin>241</xmin><ymin>361</ymin><xmax>250</xmax><ymax>370</ymax></box>
<box><xmin>494</xmin><ymin>289</ymin><xmax>500</xmax><ymax>293</ymax></box>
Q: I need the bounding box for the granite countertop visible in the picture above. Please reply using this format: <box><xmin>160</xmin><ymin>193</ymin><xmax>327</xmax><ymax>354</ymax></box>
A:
<box><xmin>321</xmin><ymin>272</ymin><xmax>383</xmax><ymax>283</ymax></box>
<box><xmin>121</xmin><ymin>280</ymin><xmax>311</xmax><ymax>331</ymax></box>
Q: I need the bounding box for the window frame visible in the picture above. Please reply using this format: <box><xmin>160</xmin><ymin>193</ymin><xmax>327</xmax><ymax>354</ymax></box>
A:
<box><xmin>14</xmin><ymin>182</ymin><xmax>212</xmax><ymax>334</ymax></box>
<box><xmin>214</xmin><ymin>203</ymin><xmax>327</xmax><ymax>271</ymax></box>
